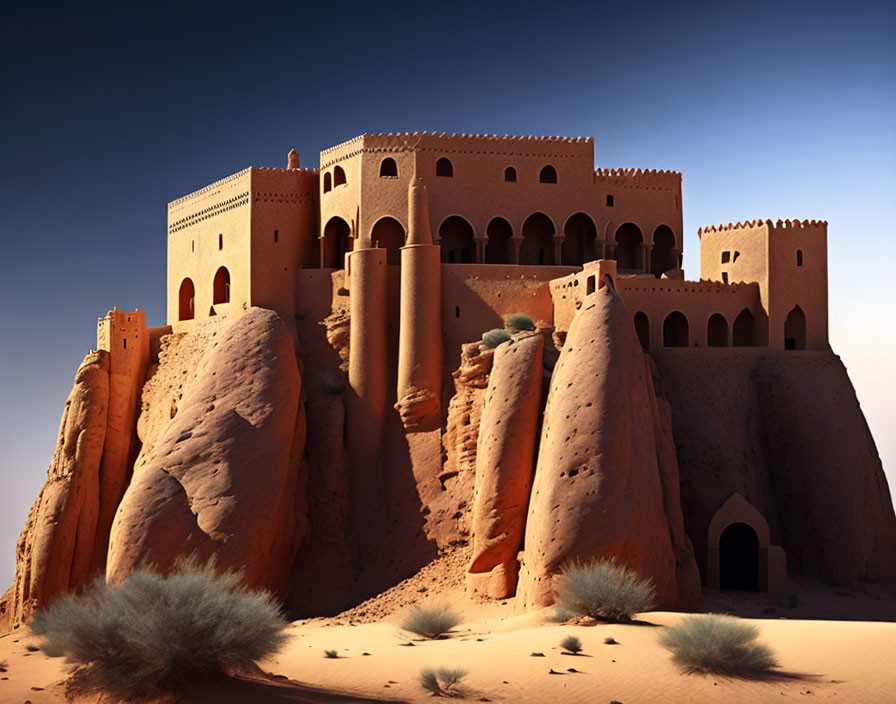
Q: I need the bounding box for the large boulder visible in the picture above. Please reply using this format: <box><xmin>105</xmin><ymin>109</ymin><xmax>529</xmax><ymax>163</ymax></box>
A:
<box><xmin>517</xmin><ymin>286</ymin><xmax>696</xmax><ymax>609</ymax></box>
<box><xmin>10</xmin><ymin>351</ymin><xmax>110</xmax><ymax>623</ymax></box>
<box><xmin>467</xmin><ymin>331</ymin><xmax>544</xmax><ymax>598</ymax></box>
<box><xmin>106</xmin><ymin>308</ymin><xmax>306</xmax><ymax>597</ymax></box>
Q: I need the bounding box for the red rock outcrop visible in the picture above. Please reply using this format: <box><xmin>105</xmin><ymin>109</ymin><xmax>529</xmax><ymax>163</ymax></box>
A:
<box><xmin>467</xmin><ymin>331</ymin><xmax>544</xmax><ymax>598</ymax></box>
<box><xmin>106</xmin><ymin>308</ymin><xmax>306</xmax><ymax>597</ymax></box>
<box><xmin>517</xmin><ymin>287</ymin><xmax>696</xmax><ymax>609</ymax></box>
<box><xmin>11</xmin><ymin>351</ymin><xmax>110</xmax><ymax>623</ymax></box>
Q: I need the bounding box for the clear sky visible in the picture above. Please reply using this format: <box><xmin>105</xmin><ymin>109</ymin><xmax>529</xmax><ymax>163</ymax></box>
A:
<box><xmin>1</xmin><ymin>0</ymin><xmax>894</xmax><ymax>588</ymax></box>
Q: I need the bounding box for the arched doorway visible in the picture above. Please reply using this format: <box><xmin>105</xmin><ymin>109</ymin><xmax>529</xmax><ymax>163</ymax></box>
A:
<box><xmin>212</xmin><ymin>266</ymin><xmax>230</xmax><ymax>304</ymax></box>
<box><xmin>439</xmin><ymin>216</ymin><xmax>475</xmax><ymax>263</ymax></box>
<box><xmin>485</xmin><ymin>217</ymin><xmax>513</xmax><ymax>264</ymax></box>
<box><xmin>371</xmin><ymin>216</ymin><xmax>405</xmax><ymax>265</ymax></box>
<box><xmin>322</xmin><ymin>216</ymin><xmax>351</xmax><ymax>268</ymax></box>
<box><xmin>634</xmin><ymin>312</ymin><xmax>650</xmax><ymax>352</ymax></box>
<box><xmin>520</xmin><ymin>213</ymin><xmax>555</xmax><ymax>265</ymax></box>
<box><xmin>663</xmin><ymin>311</ymin><xmax>689</xmax><ymax>347</ymax></box>
<box><xmin>178</xmin><ymin>278</ymin><xmax>195</xmax><ymax>321</ymax></box>
<box><xmin>733</xmin><ymin>308</ymin><xmax>755</xmax><ymax>346</ymax></box>
<box><xmin>784</xmin><ymin>305</ymin><xmax>806</xmax><ymax>350</ymax></box>
<box><xmin>651</xmin><ymin>225</ymin><xmax>675</xmax><ymax>277</ymax></box>
<box><xmin>707</xmin><ymin>313</ymin><xmax>728</xmax><ymax>347</ymax></box>
<box><xmin>562</xmin><ymin>213</ymin><xmax>597</xmax><ymax>266</ymax></box>
<box><xmin>719</xmin><ymin>522</ymin><xmax>760</xmax><ymax>591</ymax></box>
<box><xmin>614</xmin><ymin>223</ymin><xmax>643</xmax><ymax>271</ymax></box>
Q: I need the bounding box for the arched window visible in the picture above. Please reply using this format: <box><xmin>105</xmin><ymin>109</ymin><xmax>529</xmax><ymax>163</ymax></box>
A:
<box><xmin>322</xmin><ymin>217</ymin><xmax>352</xmax><ymax>269</ymax></box>
<box><xmin>707</xmin><ymin>313</ymin><xmax>728</xmax><ymax>347</ymax></box>
<box><xmin>213</xmin><ymin>266</ymin><xmax>230</xmax><ymax>305</ymax></box>
<box><xmin>438</xmin><ymin>216</ymin><xmax>475</xmax><ymax>264</ymax></box>
<box><xmin>436</xmin><ymin>158</ymin><xmax>453</xmax><ymax>177</ymax></box>
<box><xmin>651</xmin><ymin>225</ymin><xmax>676</xmax><ymax>277</ymax></box>
<box><xmin>504</xmin><ymin>166</ymin><xmax>517</xmax><ymax>182</ymax></box>
<box><xmin>333</xmin><ymin>165</ymin><xmax>346</xmax><ymax>187</ymax></box>
<box><xmin>562</xmin><ymin>213</ymin><xmax>597</xmax><ymax>266</ymax></box>
<box><xmin>614</xmin><ymin>223</ymin><xmax>643</xmax><ymax>271</ymax></box>
<box><xmin>539</xmin><ymin>165</ymin><xmax>557</xmax><ymax>183</ymax></box>
<box><xmin>380</xmin><ymin>158</ymin><xmax>398</xmax><ymax>178</ymax></box>
<box><xmin>178</xmin><ymin>278</ymin><xmax>195</xmax><ymax>321</ymax></box>
<box><xmin>634</xmin><ymin>312</ymin><xmax>650</xmax><ymax>352</ymax></box>
<box><xmin>323</xmin><ymin>172</ymin><xmax>332</xmax><ymax>193</ymax></box>
<box><xmin>784</xmin><ymin>305</ymin><xmax>806</xmax><ymax>350</ymax></box>
<box><xmin>371</xmin><ymin>216</ymin><xmax>406</xmax><ymax>265</ymax></box>
<box><xmin>520</xmin><ymin>212</ymin><xmax>555</xmax><ymax>265</ymax></box>
<box><xmin>485</xmin><ymin>217</ymin><xmax>513</xmax><ymax>264</ymax></box>
<box><xmin>663</xmin><ymin>311</ymin><xmax>689</xmax><ymax>347</ymax></box>
<box><xmin>732</xmin><ymin>308</ymin><xmax>755</xmax><ymax>346</ymax></box>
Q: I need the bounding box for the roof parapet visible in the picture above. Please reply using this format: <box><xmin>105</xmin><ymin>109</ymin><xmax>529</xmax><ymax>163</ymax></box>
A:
<box><xmin>594</xmin><ymin>167</ymin><xmax>681</xmax><ymax>189</ymax></box>
<box><xmin>698</xmin><ymin>219</ymin><xmax>828</xmax><ymax>236</ymax></box>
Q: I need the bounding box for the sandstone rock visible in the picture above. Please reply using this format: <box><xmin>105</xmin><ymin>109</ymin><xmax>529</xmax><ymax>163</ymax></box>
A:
<box><xmin>106</xmin><ymin>309</ymin><xmax>305</xmax><ymax>597</ymax></box>
<box><xmin>12</xmin><ymin>351</ymin><xmax>110</xmax><ymax>623</ymax></box>
<box><xmin>517</xmin><ymin>287</ymin><xmax>687</xmax><ymax>609</ymax></box>
<box><xmin>468</xmin><ymin>331</ymin><xmax>544</xmax><ymax>598</ymax></box>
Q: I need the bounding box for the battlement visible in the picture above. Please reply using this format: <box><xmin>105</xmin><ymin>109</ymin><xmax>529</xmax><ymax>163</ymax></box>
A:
<box><xmin>97</xmin><ymin>308</ymin><xmax>147</xmax><ymax>354</ymax></box>
<box><xmin>168</xmin><ymin>168</ymin><xmax>251</xmax><ymax>208</ymax></box>
<box><xmin>699</xmin><ymin>219</ymin><xmax>828</xmax><ymax>237</ymax></box>
<box><xmin>594</xmin><ymin>167</ymin><xmax>681</xmax><ymax>190</ymax></box>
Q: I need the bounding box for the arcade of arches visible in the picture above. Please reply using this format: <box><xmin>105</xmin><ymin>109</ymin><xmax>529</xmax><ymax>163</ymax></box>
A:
<box><xmin>322</xmin><ymin>217</ymin><xmax>352</xmax><ymax>269</ymax></box>
<box><xmin>520</xmin><ymin>213</ymin><xmax>555</xmax><ymax>265</ymax></box>
<box><xmin>439</xmin><ymin>217</ymin><xmax>475</xmax><ymax>263</ymax></box>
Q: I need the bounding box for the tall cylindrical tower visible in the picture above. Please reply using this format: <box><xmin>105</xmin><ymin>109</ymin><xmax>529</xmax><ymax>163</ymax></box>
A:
<box><xmin>396</xmin><ymin>178</ymin><xmax>443</xmax><ymax>430</ymax></box>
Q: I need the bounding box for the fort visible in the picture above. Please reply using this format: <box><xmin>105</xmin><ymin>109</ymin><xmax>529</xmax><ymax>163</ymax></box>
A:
<box><xmin>6</xmin><ymin>131</ymin><xmax>894</xmax><ymax>629</ymax></box>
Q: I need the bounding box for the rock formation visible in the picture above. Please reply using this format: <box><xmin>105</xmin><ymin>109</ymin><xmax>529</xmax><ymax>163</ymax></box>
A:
<box><xmin>106</xmin><ymin>308</ymin><xmax>306</xmax><ymax>597</ymax></box>
<box><xmin>11</xmin><ymin>351</ymin><xmax>110</xmax><ymax>623</ymax></box>
<box><xmin>467</xmin><ymin>331</ymin><xmax>544</xmax><ymax>598</ymax></box>
<box><xmin>516</xmin><ymin>286</ymin><xmax>699</xmax><ymax>609</ymax></box>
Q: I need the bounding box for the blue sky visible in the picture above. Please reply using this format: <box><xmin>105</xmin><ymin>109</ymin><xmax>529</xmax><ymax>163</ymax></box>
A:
<box><xmin>1</xmin><ymin>0</ymin><xmax>894</xmax><ymax>587</ymax></box>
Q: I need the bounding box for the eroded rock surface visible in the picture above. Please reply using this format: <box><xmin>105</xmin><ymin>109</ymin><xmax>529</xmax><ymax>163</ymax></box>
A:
<box><xmin>517</xmin><ymin>287</ymin><xmax>692</xmax><ymax>609</ymax></box>
<box><xmin>106</xmin><ymin>309</ymin><xmax>306</xmax><ymax>597</ymax></box>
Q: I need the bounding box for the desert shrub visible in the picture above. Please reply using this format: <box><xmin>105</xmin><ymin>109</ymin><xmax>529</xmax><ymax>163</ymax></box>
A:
<box><xmin>401</xmin><ymin>604</ymin><xmax>461</xmax><ymax>639</ymax></box>
<box><xmin>482</xmin><ymin>328</ymin><xmax>511</xmax><ymax>349</ymax></box>
<box><xmin>555</xmin><ymin>558</ymin><xmax>656</xmax><ymax>622</ymax></box>
<box><xmin>506</xmin><ymin>313</ymin><xmax>536</xmax><ymax>332</ymax></box>
<box><xmin>419</xmin><ymin>666</ymin><xmax>467</xmax><ymax>695</ymax></box>
<box><xmin>31</xmin><ymin>562</ymin><xmax>290</xmax><ymax>700</ymax></box>
<box><xmin>560</xmin><ymin>634</ymin><xmax>582</xmax><ymax>654</ymax></box>
<box><xmin>324</xmin><ymin>649</ymin><xmax>339</xmax><ymax>659</ymax></box>
<box><xmin>547</xmin><ymin>606</ymin><xmax>573</xmax><ymax>623</ymax></box>
<box><xmin>658</xmin><ymin>613</ymin><xmax>779</xmax><ymax>677</ymax></box>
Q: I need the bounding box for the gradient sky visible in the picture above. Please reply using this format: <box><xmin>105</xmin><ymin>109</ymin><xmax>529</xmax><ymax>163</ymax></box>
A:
<box><xmin>1</xmin><ymin>0</ymin><xmax>894</xmax><ymax>588</ymax></box>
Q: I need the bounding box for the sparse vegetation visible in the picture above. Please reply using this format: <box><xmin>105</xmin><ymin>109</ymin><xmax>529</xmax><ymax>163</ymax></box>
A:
<box><xmin>560</xmin><ymin>634</ymin><xmax>583</xmax><ymax>654</ymax></box>
<box><xmin>604</xmin><ymin>636</ymin><xmax>618</xmax><ymax>645</ymax></box>
<box><xmin>482</xmin><ymin>328</ymin><xmax>512</xmax><ymax>349</ymax></box>
<box><xmin>401</xmin><ymin>604</ymin><xmax>462</xmax><ymax>639</ymax></box>
<box><xmin>31</xmin><ymin>561</ymin><xmax>290</xmax><ymax>700</ymax></box>
<box><xmin>555</xmin><ymin>558</ymin><xmax>656</xmax><ymax>622</ymax></box>
<box><xmin>324</xmin><ymin>649</ymin><xmax>339</xmax><ymax>659</ymax></box>
<box><xmin>419</xmin><ymin>666</ymin><xmax>468</xmax><ymax>696</ymax></box>
<box><xmin>547</xmin><ymin>606</ymin><xmax>573</xmax><ymax>623</ymax></box>
<box><xmin>506</xmin><ymin>313</ymin><xmax>536</xmax><ymax>332</ymax></box>
<box><xmin>658</xmin><ymin>613</ymin><xmax>779</xmax><ymax>677</ymax></box>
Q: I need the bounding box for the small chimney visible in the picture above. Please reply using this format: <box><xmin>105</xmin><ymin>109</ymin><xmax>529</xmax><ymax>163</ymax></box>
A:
<box><xmin>287</xmin><ymin>149</ymin><xmax>300</xmax><ymax>169</ymax></box>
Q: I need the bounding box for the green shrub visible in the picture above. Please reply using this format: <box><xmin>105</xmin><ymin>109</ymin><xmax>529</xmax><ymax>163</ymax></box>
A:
<box><xmin>401</xmin><ymin>604</ymin><xmax>461</xmax><ymax>639</ymax></box>
<box><xmin>555</xmin><ymin>558</ymin><xmax>656</xmax><ymax>622</ymax></box>
<box><xmin>658</xmin><ymin>614</ymin><xmax>779</xmax><ymax>677</ymax></box>
<box><xmin>506</xmin><ymin>313</ymin><xmax>536</xmax><ymax>332</ymax></box>
<box><xmin>31</xmin><ymin>562</ymin><xmax>289</xmax><ymax>700</ymax></box>
<box><xmin>419</xmin><ymin>666</ymin><xmax>468</xmax><ymax>695</ymax></box>
<box><xmin>324</xmin><ymin>649</ymin><xmax>339</xmax><ymax>659</ymax></box>
<box><xmin>482</xmin><ymin>328</ymin><xmax>511</xmax><ymax>349</ymax></box>
<box><xmin>560</xmin><ymin>634</ymin><xmax>583</xmax><ymax>654</ymax></box>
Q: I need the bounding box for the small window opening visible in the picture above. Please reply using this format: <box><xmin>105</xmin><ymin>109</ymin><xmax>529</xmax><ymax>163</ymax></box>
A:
<box><xmin>733</xmin><ymin>251</ymin><xmax>740</xmax><ymax>262</ymax></box>
<box><xmin>504</xmin><ymin>166</ymin><xmax>517</xmax><ymax>182</ymax></box>
<box><xmin>333</xmin><ymin>165</ymin><xmax>346</xmax><ymax>187</ymax></box>
<box><xmin>587</xmin><ymin>275</ymin><xmax>596</xmax><ymax>294</ymax></box>
<box><xmin>218</xmin><ymin>234</ymin><xmax>223</xmax><ymax>250</ymax></box>
<box><xmin>380</xmin><ymin>158</ymin><xmax>398</xmax><ymax>178</ymax></box>
<box><xmin>323</xmin><ymin>172</ymin><xmax>332</xmax><ymax>193</ymax></box>
<box><xmin>191</xmin><ymin>240</ymin><xmax>194</xmax><ymax>252</ymax></box>
<box><xmin>436</xmin><ymin>158</ymin><xmax>453</xmax><ymax>177</ymax></box>
<box><xmin>539</xmin><ymin>165</ymin><xmax>557</xmax><ymax>183</ymax></box>
<box><xmin>606</xmin><ymin>194</ymin><xmax>614</xmax><ymax>207</ymax></box>
<box><xmin>455</xmin><ymin>306</ymin><xmax>460</xmax><ymax>318</ymax></box>
<box><xmin>721</xmin><ymin>251</ymin><xmax>731</xmax><ymax>264</ymax></box>
<box><xmin>722</xmin><ymin>272</ymin><xmax>729</xmax><ymax>284</ymax></box>
<box><xmin>123</xmin><ymin>338</ymin><xmax>127</xmax><ymax>349</ymax></box>
<box><xmin>274</xmin><ymin>229</ymin><xmax>279</xmax><ymax>243</ymax></box>
<box><xmin>796</xmin><ymin>249</ymin><xmax>803</xmax><ymax>266</ymax></box>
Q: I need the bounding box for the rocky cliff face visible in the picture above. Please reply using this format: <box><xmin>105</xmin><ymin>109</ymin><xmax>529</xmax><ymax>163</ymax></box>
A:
<box><xmin>516</xmin><ymin>287</ymin><xmax>699</xmax><ymax>609</ymax></box>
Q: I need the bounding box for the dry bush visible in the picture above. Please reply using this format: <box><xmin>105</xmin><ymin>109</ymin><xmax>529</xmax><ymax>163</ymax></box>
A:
<box><xmin>555</xmin><ymin>558</ymin><xmax>656</xmax><ymax>622</ymax></box>
<box><xmin>658</xmin><ymin>613</ymin><xmax>779</xmax><ymax>677</ymax></box>
<box><xmin>401</xmin><ymin>604</ymin><xmax>461</xmax><ymax>639</ymax></box>
<box><xmin>560</xmin><ymin>634</ymin><xmax>583</xmax><ymax>654</ymax></box>
<box><xmin>419</xmin><ymin>666</ymin><xmax>468</xmax><ymax>696</ymax></box>
<box><xmin>31</xmin><ymin>562</ymin><xmax>289</xmax><ymax>700</ymax></box>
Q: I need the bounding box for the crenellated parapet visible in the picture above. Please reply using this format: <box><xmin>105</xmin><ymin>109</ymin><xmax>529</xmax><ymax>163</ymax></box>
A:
<box><xmin>699</xmin><ymin>218</ymin><xmax>827</xmax><ymax>237</ymax></box>
<box><xmin>593</xmin><ymin>167</ymin><xmax>681</xmax><ymax>191</ymax></box>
